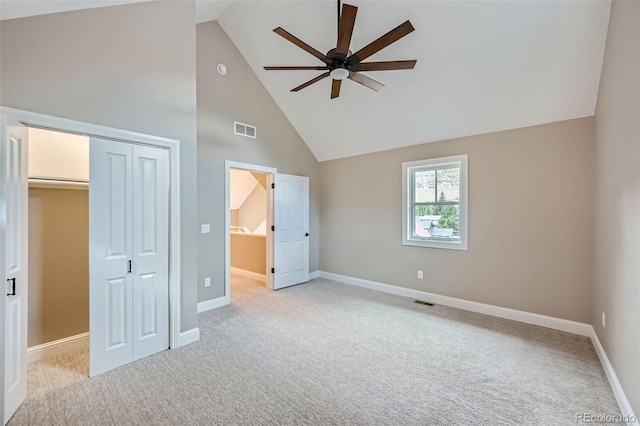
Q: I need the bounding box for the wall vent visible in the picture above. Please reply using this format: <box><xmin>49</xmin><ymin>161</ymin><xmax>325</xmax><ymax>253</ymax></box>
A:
<box><xmin>234</xmin><ymin>121</ymin><xmax>256</xmax><ymax>139</ymax></box>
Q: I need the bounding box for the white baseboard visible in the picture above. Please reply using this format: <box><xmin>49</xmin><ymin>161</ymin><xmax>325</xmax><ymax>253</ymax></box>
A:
<box><xmin>197</xmin><ymin>296</ymin><xmax>230</xmax><ymax>313</ymax></box>
<box><xmin>590</xmin><ymin>328</ymin><xmax>638</xmax><ymax>425</ymax></box>
<box><xmin>318</xmin><ymin>271</ymin><xmax>592</xmax><ymax>336</ymax></box>
<box><xmin>179</xmin><ymin>327</ymin><xmax>200</xmax><ymax>347</ymax></box>
<box><xmin>230</xmin><ymin>266</ymin><xmax>266</xmax><ymax>283</ymax></box>
<box><xmin>27</xmin><ymin>332</ymin><xmax>89</xmax><ymax>363</ymax></box>
<box><xmin>309</xmin><ymin>270</ymin><xmax>320</xmax><ymax>280</ymax></box>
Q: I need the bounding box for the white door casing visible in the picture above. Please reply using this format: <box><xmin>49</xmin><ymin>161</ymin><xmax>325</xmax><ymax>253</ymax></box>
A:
<box><xmin>90</xmin><ymin>138</ymin><xmax>169</xmax><ymax>376</ymax></box>
<box><xmin>2</xmin><ymin>118</ymin><xmax>28</xmax><ymax>424</ymax></box>
<box><xmin>89</xmin><ymin>138</ymin><xmax>134</xmax><ymax>377</ymax></box>
<box><xmin>273</xmin><ymin>174</ymin><xmax>309</xmax><ymax>290</ymax></box>
<box><xmin>132</xmin><ymin>145</ymin><xmax>169</xmax><ymax>361</ymax></box>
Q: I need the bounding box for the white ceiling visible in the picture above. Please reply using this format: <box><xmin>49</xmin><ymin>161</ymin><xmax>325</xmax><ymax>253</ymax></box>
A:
<box><xmin>1</xmin><ymin>1</ymin><xmax>612</xmax><ymax>162</ymax></box>
<box><xmin>219</xmin><ymin>1</ymin><xmax>611</xmax><ymax>161</ymax></box>
<box><xmin>0</xmin><ymin>0</ymin><xmax>153</xmax><ymax>20</ymax></box>
<box><xmin>0</xmin><ymin>0</ymin><xmax>234</xmax><ymax>21</ymax></box>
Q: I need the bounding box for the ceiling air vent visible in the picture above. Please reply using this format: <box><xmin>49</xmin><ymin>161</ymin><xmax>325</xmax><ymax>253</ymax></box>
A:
<box><xmin>234</xmin><ymin>121</ymin><xmax>256</xmax><ymax>139</ymax></box>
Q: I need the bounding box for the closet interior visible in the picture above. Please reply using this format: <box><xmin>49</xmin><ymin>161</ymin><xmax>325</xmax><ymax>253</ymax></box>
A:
<box><xmin>27</xmin><ymin>128</ymin><xmax>90</xmax><ymax>372</ymax></box>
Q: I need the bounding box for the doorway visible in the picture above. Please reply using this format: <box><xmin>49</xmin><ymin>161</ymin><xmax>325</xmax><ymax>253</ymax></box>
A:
<box><xmin>0</xmin><ymin>107</ymin><xmax>182</xmax><ymax>425</ymax></box>
<box><xmin>224</xmin><ymin>161</ymin><xmax>311</xmax><ymax>304</ymax></box>
<box><xmin>226</xmin><ymin>163</ymin><xmax>275</xmax><ymax>300</ymax></box>
<box><xmin>229</xmin><ymin>168</ymin><xmax>271</xmax><ymax>297</ymax></box>
<box><xmin>25</xmin><ymin>129</ymin><xmax>171</xmax><ymax>373</ymax></box>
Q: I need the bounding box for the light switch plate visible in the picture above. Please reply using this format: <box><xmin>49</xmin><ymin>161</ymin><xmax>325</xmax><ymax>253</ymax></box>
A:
<box><xmin>201</xmin><ymin>224</ymin><xmax>211</xmax><ymax>234</ymax></box>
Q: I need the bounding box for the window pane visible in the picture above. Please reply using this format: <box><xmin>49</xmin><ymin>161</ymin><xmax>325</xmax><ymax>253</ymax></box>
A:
<box><xmin>414</xmin><ymin>170</ymin><xmax>436</xmax><ymax>202</ymax></box>
<box><xmin>436</xmin><ymin>167</ymin><xmax>460</xmax><ymax>202</ymax></box>
<box><xmin>414</xmin><ymin>204</ymin><xmax>460</xmax><ymax>240</ymax></box>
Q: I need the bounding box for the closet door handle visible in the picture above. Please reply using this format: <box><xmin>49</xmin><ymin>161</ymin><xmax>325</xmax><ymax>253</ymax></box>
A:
<box><xmin>128</xmin><ymin>260</ymin><xmax>132</xmax><ymax>275</ymax></box>
<box><xmin>6</xmin><ymin>278</ymin><xmax>16</xmax><ymax>296</ymax></box>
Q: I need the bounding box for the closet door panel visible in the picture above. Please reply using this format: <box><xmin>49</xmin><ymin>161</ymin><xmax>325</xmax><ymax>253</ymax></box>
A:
<box><xmin>2</xmin><ymin>118</ymin><xmax>29</xmax><ymax>423</ymax></box>
<box><xmin>132</xmin><ymin>145</ymin><xmax>169</xmax><ymax>361</ymax></box>
<box><xmin>89</xmin><ymin>138</ymin><xmax>134</xmax><ymax>377</ymax></box>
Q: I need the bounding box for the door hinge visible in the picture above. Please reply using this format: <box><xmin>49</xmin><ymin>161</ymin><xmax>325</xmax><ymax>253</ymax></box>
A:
<box><xmin>271</xmin><ymin>183</ymin><xmax>275</xmax><ymax>189</ymax></box>
<box><xmin>6</xmin><ymin>278</ymin><xmax>16</xmax><ymax>296</ymax></box>
<box><xmin>271</xmin><ymin>225</ymin><xmax>275</xmax><ymax>231</ymax></box>
<box><xmin>271</xmin><ymin>268</ymin><xmax>275</xmax><ymax>274</ymax></box>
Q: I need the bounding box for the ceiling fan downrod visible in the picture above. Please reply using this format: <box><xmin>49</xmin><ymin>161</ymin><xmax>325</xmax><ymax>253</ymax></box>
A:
<box><xmin>337</xmin><ymin>0</ymin><xmax>341</xmax><ymax>42</ymax></box>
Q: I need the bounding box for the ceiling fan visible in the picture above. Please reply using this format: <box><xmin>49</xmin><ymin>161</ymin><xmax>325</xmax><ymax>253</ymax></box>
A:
<box><xmin>264</xmin><ymin>0</ymin><xmax>417</xmax><ymax>99</ymax></box>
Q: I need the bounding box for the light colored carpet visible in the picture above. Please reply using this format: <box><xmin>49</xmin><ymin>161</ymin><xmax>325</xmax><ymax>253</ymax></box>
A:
<box><xmin>10</xmin><ymin>276</ymin><xmax>619</xmax><ymax>425</ymax></box>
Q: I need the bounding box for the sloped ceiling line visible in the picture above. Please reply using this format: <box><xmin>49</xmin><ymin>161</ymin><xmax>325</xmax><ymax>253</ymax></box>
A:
<box><xmin>218</xmin><ymin>0</ymin><xmax>611</xmax><ymax>161</ymax></box>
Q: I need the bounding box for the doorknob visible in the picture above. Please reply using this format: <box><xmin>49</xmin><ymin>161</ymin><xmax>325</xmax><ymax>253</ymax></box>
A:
<box><xmin>305</xmin><ymin>233</ymin><xmax>309</xmax><ymax>237</ymax></box>
<box><xmin>6</xmin><ymin>278</ymin><xmax>16</xmax><ymax>296</ymax></box>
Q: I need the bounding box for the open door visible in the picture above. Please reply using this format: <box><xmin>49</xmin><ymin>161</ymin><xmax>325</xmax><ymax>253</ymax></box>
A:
<box><xmin>273</xmin><ymin>174</ymin><xmax>309</xmax><ymax>290</ymax></box>
<box><xmin>89</xmin><ymin>138</ymin><xmax>169</xmax><ymax>377</ymax></box>
<box><xmin>1</xmin><ymin>117</ymin><xmax>28</xmax><ymax>424</ymax></box>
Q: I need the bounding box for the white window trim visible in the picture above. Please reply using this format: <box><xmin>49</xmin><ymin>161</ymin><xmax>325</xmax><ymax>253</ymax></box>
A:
<box><xmin>402</xmin><ymin>154</ymin><xmax>468</xmax><ymax>250</ymax></box>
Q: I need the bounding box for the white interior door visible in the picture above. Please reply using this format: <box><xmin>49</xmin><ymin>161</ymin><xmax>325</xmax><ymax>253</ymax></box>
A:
<box><xmin>273</xmin><ymin>174</ymin><xmax>309</xmax><ymax>290</ymax></box>
<box><xmin>131</xmin><ymin>145</ymin><xmax>169</xmax><ymax>361</ymax></box>
<box><xmin>90</xmin><ymin>139</ymin><xmax>169</xmax><ymax>376</ymax></box>
<box><xmin>89</xmin><ymin>138</ymin><xmax>134</xmax><ymax>377</ymax></box>
<box><xmin>2</xmin><ymin>118</ymin><xmax>28</xmax><ymax>424</ymax></box>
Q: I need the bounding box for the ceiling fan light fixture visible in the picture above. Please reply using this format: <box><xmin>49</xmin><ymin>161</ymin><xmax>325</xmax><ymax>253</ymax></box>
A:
<box><xmin>330</xmin><ymin>68</ymin><xmax>350</xmax><ymax>80</ymax></box>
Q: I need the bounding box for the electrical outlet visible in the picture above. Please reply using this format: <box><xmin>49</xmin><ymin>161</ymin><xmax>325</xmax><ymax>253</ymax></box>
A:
<box><xmin>201</xmin><ymin>224</ymin><xmax>211</xmax><ymax>234</ymax></box>
<box><xmin>602</xmin><ymin>312</ymin><xmax>606</xmax><ymax>328</ymax></box>
<box><xmin>204</xmin><ymin>277</ymin><xmax>211</xmax><ymax>288</ymax></box>
<box><xmin>417</xmin><ymin>270</ymin><xmax>423</xmax><ymax>279</ymax></box>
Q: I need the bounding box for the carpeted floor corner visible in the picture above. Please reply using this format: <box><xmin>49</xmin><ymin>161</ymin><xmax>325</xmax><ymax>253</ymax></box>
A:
<box><xmin>9</xmin><ymin>276</ymin><xmax>620</xmax><ymax>425</ymax></box>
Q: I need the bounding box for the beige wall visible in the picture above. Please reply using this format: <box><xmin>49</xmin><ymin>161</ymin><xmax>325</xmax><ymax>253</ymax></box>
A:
<box><xmin>28</xmin><ymin>188</ymin><xmax>89</xmax><ymax>347</ymax></box>
<box><xmin>231</xmin><ymin>234</ymin><xmax>266</xmax><ymax>275</ymax></box>
<box><xmin>0</xmin><ymin>1</ymin><xmax>199</xmax><ymax>331</ymax></box>
<box><xmin>592</xmin><ymin>0</ymin><xmax>640</xmax><ymax>415</ymax></box>
<box><xmin>197</xmin><ymin>21</ymin><xmax>320</xmax><ymax>302</ymax></box>
<box><xmin>320</xmin><ymin>117</ymin><xmax>595</xmax><ymax>323</ymax></box>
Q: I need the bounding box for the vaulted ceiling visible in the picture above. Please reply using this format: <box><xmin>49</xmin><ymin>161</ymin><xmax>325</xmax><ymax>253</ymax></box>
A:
<box><xmin>219</xmin><ymin>1</ymin><xmax>610</xmax><ymax>161</ymax></box>
<box><xmin>1</xmin><ymin>1</ymin><xmax>612</xmax><ymax>162</ymax></box>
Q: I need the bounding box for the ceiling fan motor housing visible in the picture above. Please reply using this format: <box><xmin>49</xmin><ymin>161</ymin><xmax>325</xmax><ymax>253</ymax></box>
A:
<box><xmin>326</xmin><ymin>48</ymin><xmax>362</xmax><ymax>73</ymax></box>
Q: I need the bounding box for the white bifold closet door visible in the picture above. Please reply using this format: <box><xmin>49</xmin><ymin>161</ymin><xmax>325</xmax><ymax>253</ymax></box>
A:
<box><xmin>89</xmin><ymin>138</ymin><xmax>169</xmax><ymax>377</ymax></box>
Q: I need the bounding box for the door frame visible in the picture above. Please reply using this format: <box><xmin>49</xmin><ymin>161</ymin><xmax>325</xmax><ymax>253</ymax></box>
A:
<box><xmin>224</xmin><ymin>160</ymin><xmax>277</xmax><ymax>300</ymax></box>
<box><xmin>0</xmin><ymin>107</ymin><xmax>182</xmax><ymax>351</ymax></box>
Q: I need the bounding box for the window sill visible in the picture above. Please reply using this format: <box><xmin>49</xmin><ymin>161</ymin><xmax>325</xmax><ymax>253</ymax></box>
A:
<box><xmin>402</xmin><ymin>238</ymin><xmax>468</xmax><ymax>251</ymax></box>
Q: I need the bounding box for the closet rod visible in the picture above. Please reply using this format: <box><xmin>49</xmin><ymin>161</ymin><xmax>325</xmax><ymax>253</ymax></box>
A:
<box><xmin>28</xmin><ymin>178</ymin><xmax>89</xmax><ymax>190</ymax></box>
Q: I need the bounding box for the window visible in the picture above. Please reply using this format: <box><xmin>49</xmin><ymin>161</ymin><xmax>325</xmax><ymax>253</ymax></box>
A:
<box><xmin>402</xmin><ymin>155</ymin><xmax>468</xmax><ymax>250</ymax></box>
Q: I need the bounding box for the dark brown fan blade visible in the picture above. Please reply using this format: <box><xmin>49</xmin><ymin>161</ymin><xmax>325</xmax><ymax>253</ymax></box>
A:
<box><xmin>336</xmin><ymin>4</ymin><xmax>358</xmax><ymax>57</ymax></box>
<box><xmin>348</xmin><ymin>72</ymin><xmax>384</xmax><ymax>91</ymax></box>
<box><xmin>291</xmin><ymin>72</ymin><xmax>330</xmax><ymax>92</ymax></box>
<box><xmin>359</xmin><ymin>60</ymin><xmax>417</xmax><ymax>71</ymax></box>
<box><xmin>273</xmin><ymin>27</ymin><xmax>331</xmax><ymax>65</ymax></box>
<box><xmin>264</xmin><ymin>66</ymin><xmax>329</xmax><ymax>70</ymax></box>
<box><xmin>350</xmin><ymin>21</ymin><xmax>415</xmax><ymax>62</ymax></box>
<box><xmin>331</xmin><ymin>79</ymin><xmax>342</xmax><ymax>99</ymax></box>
